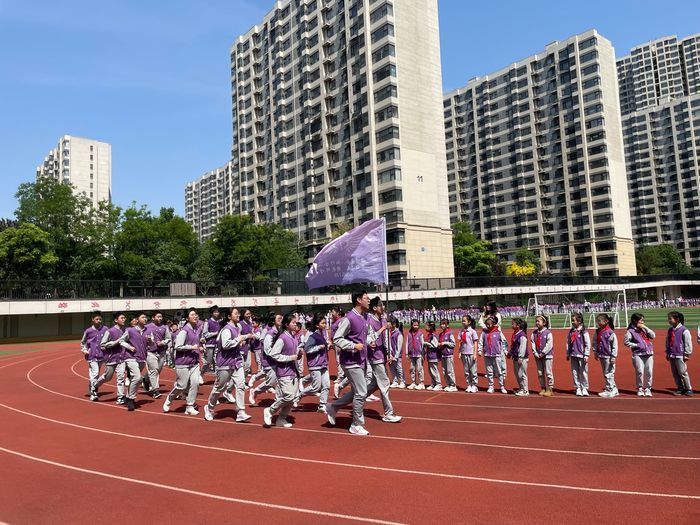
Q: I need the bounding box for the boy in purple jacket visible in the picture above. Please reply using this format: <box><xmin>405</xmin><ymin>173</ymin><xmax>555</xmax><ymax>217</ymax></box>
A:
<box><xmin>81</xmin><ymin>311</ymin><xmax>108</xmax><ymax>400</ymax></box>
<box><xmin>120</xmin><ymin>311</ymin><xmax>148</xmax><ymax>411</ymax></box>
<box><xmin>666</xmin><ymin>311</ymin><xmax>693</xmax><ymax>396</ymax></box>
<box><xmin>201</xmin><ymin>305</ymin><xmax>222</xmax><ymax>377</ymax></box>
<box><xmin>163</xmin><ymin>308</ymin><xmax>204</xmax><ymax>415</ymax></box>
<box><xmin>94</xmin><ymin>312</ymin><xmax>128</xmax><ymax>404</ymax></box>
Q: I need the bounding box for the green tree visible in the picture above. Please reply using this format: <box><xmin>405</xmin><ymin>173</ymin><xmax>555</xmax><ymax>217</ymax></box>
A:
<box><xmin>509</xmin><ymin>247</ymin><xmax>541</xmax><ymax>275</ymax></box>
<box><xmin>452</xmin><ymin>222</ymin><xmax>495</xmax><ymax>276</ymax></box>
<box><xmin>636</xmin><ymin>244</ymin><xmax>692</xmax><ymax>275</ymax></box>
<box><xmin>0</xmin><ymin>223</ymin><xmax>58</xmax><ymax>279</ymax></box>
<box><xmin>209</xmin><ymin>215</ymin><xmax>304</xmax><ymax>280</ymax></box>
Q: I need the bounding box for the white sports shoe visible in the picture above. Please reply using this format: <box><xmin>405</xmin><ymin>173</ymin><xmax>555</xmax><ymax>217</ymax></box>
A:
<box><xmin>223</xmin><ymin>391</ymin><xmax>235</xmax><ymax>403</ymax></box>
<box><xmin>333</xmin><ymin>383</ymin><xmax>341</xmax><ymax>398</ymax></box>
<box><xmin>582</xmin><ymin>389</ymin><xmax>589</xmax><ymax>397</ymax></box>
<box><xmin>326</xmin><ymin>403</ymin><xmax>337</xmax><ymax>426</ymax></box>
<box><xmin>276</xmin><ymin>418</ymin><xmax>292</xmax><ymax>428</ymax></box>
<box><xmin>637</xmin><ymin>388</ymin><xmax>645</xmax><ymax>397</ymax></box>
<box><xmin>611</xmin><ymin>388</ymin><xmax>619</xmax><ymax>397</ymax></box>
<box><xmin>398</xmin><ymin>382</ymin><xmax>406</xmax><ymax>389</ymax></box>
<box><xmin>426</xmin><ymin>385</ymin><xmax>434</xmax><ymax>391</ymax></box>
<box><xmin>598</xmin><ymin>390</ymin><xmax>611</xmax><ymax>398</ymax></box>
<box><xmin>349</xmin><ymin>424</ymin><xmax>370</xmax><ymax>436</ymax></box>
<box><xmin>644</xmin><ymin>388</ymin><xmax>653</xmax><ymax>397</ymax></box>
<box><xmin>407</xmin><ymin>383</ymin><xmax>416</xmax><ymax>390</ymax></box>
<box><xmin>162</xmin><ymin>397</ymin><xmax>172</xmax><ymax>412</ymax></box>
<box><xmin>203</xmin><ymin>405</ymin><xmax>214</xmax><ymax>421</ymax></box>
<box><xmin>382</xmin><ymin>414</ymin><xmax>402</xmax><ymax>423</ymax></box>
<box><xmin>248</xmin><ymin>389</ymin><xmax>257</xmax><ymax>406</ymax></box>
<box><xmin>236</xmin><ymin>411</ymin><xmax>252</xmax><ymax>423</ymax></box>
<box><xmin>487</xmin><ymin>387</ymin><xmax>494</xmax><ymax>393</ymax></box>
<box><xmin>185</xmin><ymin>405</ymin><xmax>199</xmax><ymax>416</ymax></box>
<box><xmin>433</xmin><ymin>385</ymin><xmax>443</xmax><ymax>391</ymax></box>
<box><xmin>247</xmin><ymin>377</ymin><xmax>255</xmax><ymax>388</ymax></box>
<box><xmin>500</xmin><ymin>387</ymin><xmax>508</xmax><ymax>394</ymax></box>
<box><xmin>389</xmin><ymin>381</ymin><xmax>398</xmax><ymax>389</ymax></box>
<box><xmin>366</xmin><ymin>394</ymin><xmax>380</xmax><ymax>402</ymax></box>
<box><xmin>415</xmin><ymin>384</ymin><xmax>425</xmax><ymax>390</ymax></box>
<box><xmin>576</xmin><ymin>388</ymin><xmax>583</xmax><ymax>396</ymax></box>
<box><xmin>263</xmin><ymin>407</ymin><xmax>272</xmax><ymax>427</ymax></box>
<box><xmin>515</xmin><ymin>390</ymin><xmax>529</xmax><ymax>396</ymax></box>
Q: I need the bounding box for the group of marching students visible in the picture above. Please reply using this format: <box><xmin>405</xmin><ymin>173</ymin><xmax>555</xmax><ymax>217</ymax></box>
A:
<box><xmin>79</xmin><ymin>294</ymin><xmax>695</xmax><ymax>435</ymax></box>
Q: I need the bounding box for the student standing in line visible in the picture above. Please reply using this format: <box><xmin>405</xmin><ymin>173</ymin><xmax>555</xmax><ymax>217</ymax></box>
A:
<box><xmin>263</xmin><ymin>313</ymin><xmax>304</xmax><ymax>428</ymax></box>
<box><xmin>531</xmin><ymin>315</ymin><xmax>554</xmax><ymax>396</ymax></box>
<box><xmin>438</xmin><ymin>318</ymin><xmax>457</xmax><ymax>392</ymax></box>
<box><xmin>365</xmin><ymin>297</ymin><xmax>402</xmax><ymax>422</ymax></box>
<box><xmin>249</xmin><ymin>313</ymin><xmax>282</xmax><ymax>406</ymax></box>
<box><xmin>144</xmin><ymin>311</ymin><xmax>170</xmax><ymax>399</ymax></box>
<box><xmin>204</xmin><ymin>308</ymin><xmax>252</xmax><ymax>422</ymax></box>
<box><xmin>326</xmin><ymin>291</ymin><xmax>373</xmax><ymax>436</ymax></box>
<box><xmin>201</xmin><ymin>305</ymin><xmax>221</xmax><ymax>377</ymax></box>
<box><xmin>509</xmin><ymin>318</ymin><xmax>529</xmax><ymax>396</ymax></box>
<box><xmin>566</xmin><ymin>313</ymin><xmax>591</xmax><ymax>397</ymax></box>
<box><xmin>593</xmin><ymin>313</ymin><xmax>619</xmax><ymax>398</ymax></box>
<box><xmin>624</xmin><ymin>313</ymin><xmax>655</xmax><ymax>397</ymax></box>
<box><xmin>406</xmin><ymin>319</ymin><xmax>425</xmax><ymax>390</ymax></box>
<box><xmin>93</xmin><ymin>311</ymin><xmax>128</xmax><ymax>404</ymax></box>
<box><xmin>163</xmin><ymin>308</ymin><xmax>204</xmax><ymax>416</ymax></box>
<box><xmin>477</xmin><ymin>316</ymin><xmax>508</xmax><ymax>394</ymax></box>
<box><xmin>120</xmin><ymin>311</ymin><xmax>149</xmax><ymax>411</ymax></box>
<box><xmin>295</xmin><ymin>312</ymin><xmax>331</xmax><ymax>413</ymax></box>
<box><xmin>666</xmin><ymin>311</ymin><xmax>694</xmax><ymax>396</ymax></box>
<box><xmin>81</xmin><ymin>311</ymin><xmax>107</xmax><ymax>400</ymax></box>
<box><xmin>479</xmin><ymin>302</ymin><xmax>508</xmax><ymax>385</ymax></box>
<box><xmin>424</xmin><ymin>321</ymin><xmax>442</xmax><ymax>391</ymax></box>
<box><xmin>458</xmin><ymin>315</ymin><xmax>479</xmax><ymax>393</ymax></box>
<box><xmin>388</xmin><ymin>317</ymin><xmax>406</xmax><ymax>388</ymax></box>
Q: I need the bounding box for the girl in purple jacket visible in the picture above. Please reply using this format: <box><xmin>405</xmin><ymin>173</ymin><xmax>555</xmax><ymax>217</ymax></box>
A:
<box><xmin>593</xmin><ymin>313</ymin><xmax>619</xmax><ymax>397</ymax></box>
<box><xmin>424</xmin><ymin>321</ymin><xmax>442</xmax><ymax>391</ymax></box>
<box><xmin>666</xmin><ymin>311</ymin><xmax>693</xmax><ymax>396</ymax></box>
<box><xmin>406</xmin><ymin>319</ymin><xmax>425</xmax><ymax>390</ymax></box>
<box><xmin>623</xmin><ymin>313</ymin><xmax>655</xmax><ymax>396</ymax></box>
<box><xmin>566</xmin><ymin>313</ymin><xmax>591</xmax><ymax>397</ymax></box>
<box><xmin>509</xmin><ymin>318</ymin><xmax>529</xmax><ymax>396</ymax></box>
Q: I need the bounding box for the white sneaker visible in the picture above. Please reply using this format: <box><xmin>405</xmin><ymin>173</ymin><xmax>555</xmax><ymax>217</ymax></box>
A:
<box><xmin>198</xmin><ymin>375</ymin><xmax>204</xmax><ymax>385</ymax></box>
<box><xmin>487</xmin><ymin>387</ymin><xmax>494</xmax><ymax>394</ymax></box>
<box><xmin>645</xmin><ymin>388</ymin><xmax>653</xmax><ymax>397</ymax></box>
<box><xmin>236</xmin><ymin>411</ymin><xmax>252</xmax><ymax>422</ymax></box>
<box><xmin>185</xmin><ymin>405</ymin><xmax>199</xmax><ymax>416</ymax></box>
<box><xmin>275</xmin><ymin>418</ymin><xmax>292</xmax><ymax>428</ymax></box>
<box><xmin>637</xmin><ymin>388</ymin><xmax>645</xmax><ymax>397</ymax></box>
<box><xmin>426</xmin><ymin>385</ymin><xmax>434</xmax><ymax>391</ymax></box>
<box><xmin>223</xmin><ymin>391</ymin><xmax>235</xmax><ymax>403</ymax></box>
<box><xmin>263</xmin><ymin>407</ymin><xmax>272</xmax><ymax>427</ymax></box>
<box><xmin>407</xmin><ymin>383</ymin><xmax>416</xmax><ymax>390</ymax></box>
<box><xmin>267</xmin><ymin>387</ymin><xmax>275</xmax><ymax>393</ymax></box>
<box><xmin>500</xmin><ymin>387</ymin><xmax>508</xmax><ymax>394</ymax></box>
<box><xmin>162</xmin><ymin>397</ymin><xmax>172</xmax><ymax>412</ymax></box>
<box><xmin>293</xmin><ymin>399</ymin><xmax>299</xmax><ymax>408</ymax></box>
<box><xmin>366</xmin><ymin>394</ymin><xmax>380</xmax><ymax>402</ymax></box>
<box><xmin>247</xmin><ymin>377</ymin><xmax>255</xmax><ymax>388</ymax></box>
<box><xmin>203</xmin><ymin>405</ymin><xmax>214</xmax><ymax>421</ymax></box>
<box><xmin>515</xmin><ymin>390</ymin><xmax>528</xmax><ymax>396</ymax></box>
<box><xmin>333</xmin><ymin>383</ymin><xmax>341</xmax><ymax>398</ymax></box>
<box><xmin>576</xmin><ymin>388</ymin><xmax>582</xmax><ymax>397</ymax></box>
<box><xmin>433</xmin><ymin>385</ymin><xmax>443</xmax><ymax>391</ymax></box>
<box><xmin>448</xmin><ymin>386</ymin><xmax>458</xmax><ymax>392</ymax></box>
<box><xmin>609</xmin><ymin>389</ymin><xmax>619</xmax><ymax>397</ymax></box>
<box><xmin>398</xmin><ymin>382</ymin><xmax>406</xmax><ymax>389</ymax></box>
<box><xmin>326</xmin><ymin>403</ymin><xmax>337</xmax><ymax>425</ymax></box>
<box><xmin>415</xmin><ymin>384</ymin><xmax>425</xmax><ymax>390</ymax></box>
<box><xmin>317</xmin><ymin>405</ymin><xmax>327</xmax><ymax>414</ymax></box>
<box><xmin>349</xmin><ymin>424</ymin><xmax>370</xmax><ymax>436</ymax></box>
<box><xmin>382</xmin><ymin>414</ymin><xmax>402</xmax><ymax>423</ymax></box>
<box><xmin>598</xmin><ymin>390</ymin><xmax>611</xmax><ymax>398</ymax></box>
<box><xmin>389</xmin><ymin>381</ymin><xmax>398</xmax><ymax>389</ymax></box>
<box><xmin>582</xmin><ymin>389</ymin><xmax>589</xmax><ymax>397</ymax></box>
<box><xmin>248</xmin><ymin>389</ymin><xmax>257</xmax><ymax>406</ymax></box>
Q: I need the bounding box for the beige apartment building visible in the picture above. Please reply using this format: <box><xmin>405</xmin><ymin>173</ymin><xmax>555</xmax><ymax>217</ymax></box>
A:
<box><xmin>185</xmin><ymin>161</ymin><xmax>237</xmax><ymax>243</ymax></box>
<box><xmin>187</xmin><ymin>0</ymin><xmax>454</xmax><ymax>280</ymax></box>
<box><xmin>444</xmin><ymin>30</ymin><xmax>637</xmax><ymax>276</ymax></box>
<box><xmin>36</xmin><ymin>135</ymin><xmax>111</xmax><ymax>207</ymax></box>
<box><xmin>618</xmin><ymin>34</ymin><xmax>700</xmax><ymax>265</ymax></box>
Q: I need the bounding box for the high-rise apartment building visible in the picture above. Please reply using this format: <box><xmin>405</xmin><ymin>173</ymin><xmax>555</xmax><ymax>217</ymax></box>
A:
<box><xmin>185</xmin><ymin>161</ymin><xmax>236</xmax><ymax>243</ymax></box>
<box><xmin>444</xmin><ymin>30</ymin><xmax>636</xmax><ymax>276</ymax></box>
<box><xmin>188</xmin><ymin>0</ymin><xmax>454</xmax><ymax>279</ymax></box>
<box><xmin>36</xmin><ymin>135</ymin><xmax>111</xmax><ymax>207</ymax></box>
<box><xmin>618</xmin><ymin>34</ymin><xmax>700</xmax><ymax>265</ymax></box>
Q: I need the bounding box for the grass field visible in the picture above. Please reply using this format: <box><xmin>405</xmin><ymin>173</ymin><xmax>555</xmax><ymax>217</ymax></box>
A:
<box><xmin>445</xmin><ymin>307</ymin><xmax>700</xmax><ymax>331</ymax></box>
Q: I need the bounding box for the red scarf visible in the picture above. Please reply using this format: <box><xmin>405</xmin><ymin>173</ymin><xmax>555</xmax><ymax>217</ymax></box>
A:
<box><xmin>535</xmin><ymin>330</ymin><xmax>543</xmax><ymax>350</ymax></box>
<box><xmin>569</xmin><ymin>328</ymin><xmax>580</xmax><ymax>345</ymax></box>
<box><xmin>637</xmin><ymin>328</ymin><xmax>650</xmax><ymax>346</ymax></box>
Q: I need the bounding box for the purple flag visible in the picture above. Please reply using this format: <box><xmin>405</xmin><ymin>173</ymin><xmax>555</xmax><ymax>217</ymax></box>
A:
<box><xmin>305</xmin><ymin>218</ymin><xmax>388</xmax><ymax>289</ymax></box>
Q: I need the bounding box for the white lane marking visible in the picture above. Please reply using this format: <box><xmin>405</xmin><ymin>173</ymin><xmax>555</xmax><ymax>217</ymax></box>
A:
<box><xmin>21</xmin><ymin>357</ymin><xmax>700</xmax><ymax>462</ymax></box>
<box><xmin>0</xmin><ymin>349</ymin><xmax>68</xmax><ymax>370</ymax></box>
<box><xmin>1</xmin><ymin>403</ymin><xmax>699</xmax><ymax>501</ymax></box>
<box><xmin>0</xmin><ymin>445</ymin><xmax>403</xmax><ymax>525</ymax></box>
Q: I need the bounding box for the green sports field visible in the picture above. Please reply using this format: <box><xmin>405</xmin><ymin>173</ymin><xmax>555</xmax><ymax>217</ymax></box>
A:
<box><xmin>447</xmin><ymin>308</ymin><xmax>700</xmax><ymax>331</ymax></box>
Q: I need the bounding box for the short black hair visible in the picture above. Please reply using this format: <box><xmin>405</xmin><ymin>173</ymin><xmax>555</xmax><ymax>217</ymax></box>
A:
<box><xmin>209</xmin><ymin>305</ymin><xmax>220</xmax><ymax>315</ymax></box>
<box><xmin>331</xmin><ymin>305</ymin><xmax>344</xmax><ymax>315</ymax></box>
<box><xmin>91</xmin><ymin>311</ymin><xmax>103</xmax><ymax>319</ymax></box>
<box><xmin>351</xmin><ymin>290</ymin><xmax>367</xmax><ymax>306</ymax></box>
<box><xmin>668</xmin><ymin>311</ymin><xmax>685</xmax><ymax>324</ymax></box>
<box><xmin>151</xmin><ymin>310</ymin><xmax>162</xmax><ymax>318</ymax></box>
<box><xmin>113</xmin><ymin>311</ymin><xmax>125</xmax><ymax>321</ymax></box>
<box><xmin>369</xmin><ymin>296</ymin><xmax>382</xmax><ymax>311</ymax></box>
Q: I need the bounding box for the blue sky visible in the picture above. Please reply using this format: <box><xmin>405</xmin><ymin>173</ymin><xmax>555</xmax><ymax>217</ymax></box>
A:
<box><xmin>1</xmin><ymin>0</ymin><xmax>698</xmax><ymax>219</ymax></box>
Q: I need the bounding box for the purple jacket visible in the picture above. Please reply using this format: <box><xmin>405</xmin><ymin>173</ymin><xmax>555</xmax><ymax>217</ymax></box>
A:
<box><xmin>509</xmin><ymin>329</ymin><xmax>528</xmax><ymax>359</ymax></box>
<box><xmin>566</xmin><ymin>328</ymin><xmax>588</xmax><ymax>358</ymax></box>
<box><xmin>123</xmin><ymin>326</ymin><xmax>148</xmax><ymax>362</ymax></box>
<box><xmin>81</xmin><ymin>325</ymin><xmax>107</xmax><ymax>361</ymax></box>
<box><xmin>261</xmin><ymin>327</ymin><xmax>275</xmax><ymax>369</ymax></box>
<box><xmin>480</xmin><ymin>328</ymin><xmax>502</xmax><ymax>357</ymax></box>
<box><xmin>217</xmin><ymin>322</ymin><xmax>243</xmax><ymax>369</ymax></box>
<box><xmin>425</xmin><ymin>332</ymin><xmax>440</xmax><ymax>362</ymax></box>
<box><xmin>144</xmin><ymin>322</ymin><xmax>168</xmax><ymax>353</ymax></box>
<box><xmin>594</xmin><ymin>327</ymin><xmax>615</xmax><ymax>358</ymax></box>
<box><xmin>174</xmin><ymin>323</ymin><xmax>203</xmax><ymax>367</ymax></box>
<box><xmin>406</xmin><ymin>331</ymin><xmax>424</xmax><ymax>358</ymax></box>
<box><xmin>239</xmin><ymin>319</ymin><xmax>253</xmax><ymax>356</ymax></box>
<box><xmin>666</xmin><ymin>325</ymin><xmax>689</xmax><ymax>358</ymax></box>
<box><xmin>204</xmin><ymin>318</ymin><xmax>221</xmax><ymax>347</ymax></box>
<box><xmin>101</xmin><ymin>325</ymin><xmax>126</xmax><ymax>364</ymax></box>
<box><xmin>439</xmin><ymin>329</ymin><xmax>455</xmax><ymax>358</ymax></box>
<box><xmin>305</xmin><ymin>330</ymin><xmax>329</xmax><ymax>369</ymax></box>
<box><xmin>389</xmin><ymin>328</ymin><xmax>403</xmax><ymax>358</ymax></box>
<box><xmin>273</xmin><ymin>331</ymin><xmax>299</xmax><ymax>378</ymax></box>
<box><xmin>367</xmin><ymin>314</ymin><xmax>387</xmax><ymax>364</ymax></box>
<box><xmin>626</xmin><ymin>327</ymin><xmax>654</xmax><ymax>356</ymax></box>
<box><xmin>335</xmin><ymin>309</ymin><xmax>368</xmax><ymax>368</ymax></box>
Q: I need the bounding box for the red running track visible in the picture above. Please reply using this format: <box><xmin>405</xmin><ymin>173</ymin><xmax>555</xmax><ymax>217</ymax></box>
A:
<box><xmin>0</xmin><ymin>335</ymin><xmax>699</xmax><ymax>524</ymax></box>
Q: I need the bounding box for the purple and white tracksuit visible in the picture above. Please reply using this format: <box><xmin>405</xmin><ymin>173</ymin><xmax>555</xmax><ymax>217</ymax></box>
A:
<box><xmin>80</xmin><ymin>325</ymin><xmax>107</xmax><ymax>393</ymax></box>
<box><xmin>94</xmin><ymin>325</ymin><xmax>127</xmax><ymax>399</ymax></box>
<box><xmin>298</xmin><ymin>330</ymin><xmax>331</xmax><ymax>406</ymax></box>
<box><xmin>509</xmin><ymin>329</ymin><xmax>529</xmax><ymax>393</ymax></box>
<box><xmin>207</xmin><ymin>321</ymin><xmax>246</xmax><ymax>414</ymax></box>
<box><xmin>439</xmin><ymin>329</ymin><xmax>456</xmax><ymax>387</ymax></box>
<box><xmin>566</xmin><ymin>327</ymin><xmax>591</xmax><ymax>390</ymax></box>
<box><xmin>624</xmin><ymin>325</ymin><xmax>655</xmax><ymax>390</ymax></box>
<box><xmin>366</xmin><ymin>314</ymin><xmax>396</xmax><ymax>417</ymax></box>
<box><xmin>458</xmin><ymin>327</ymin><xmax>479</xmax><ymax>388</ymax></box>
<box><xmin>166</xmin><ymin>323</ymin><xmax>203</xmax><ymax>407</ymax></box>
<box><xmin>531</xmin><ymin>328</ymin><xmax>554</xmax><ymax>389</ymax></box>
<box><xmin>593</xmin><ymin>326</ymin><xmax>618</xmax><ymax>393</ymax></box>
<box><xmin>424</xmin><ymin>332</ymin><xmax>442</xmax><ymax>387</ymax></box>
<box><xmin>478</xmin><ymin>327</ymin><xmax>507</xmax><ymax>389</ymax></box>
<box><xmin>202</xmin><ymin>318</ymin><xmax>221</xmax><ymax>374</ymax></box>
<box><xmin>407</xmin><ymin>331</ymin><xmax>425</xmax><ymax>385</ymax></box>
<box><xmin>666</xmin><ymin>324</ymin><xmax>693</xmax><ymax>393</ymax></box>
<box><xmin>121</xmin><ymin>326</ymin><xmax>148</xmax><ymax>400</ymax></box>
<box><xmin>267</xmin><ymin>331</ymin><xmax>301</xmax><ymax>422</ymax></box>
<box><xmin>388</xmin><ymin>328</ymin><xmax>405</xmax><ymax>385</ymax></box>
<box><xmin>144</xmin><ymin>322</ymin><xmax>170</xmax><ymax>392</ymax></box>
